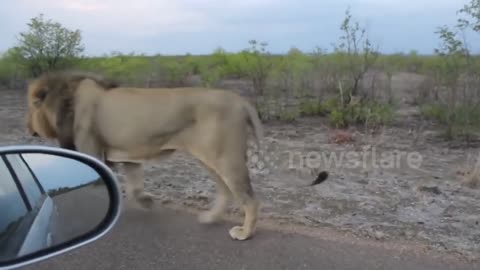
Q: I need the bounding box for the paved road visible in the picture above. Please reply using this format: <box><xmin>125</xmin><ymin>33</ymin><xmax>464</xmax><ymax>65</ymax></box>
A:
<box><xmin>18</xmin><ymin>205</ymin><xmax>478</xmax><ymax>270</ymax></box>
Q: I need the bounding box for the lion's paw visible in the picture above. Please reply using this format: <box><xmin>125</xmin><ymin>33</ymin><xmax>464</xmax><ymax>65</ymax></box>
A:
<box><xmin>136</xmin><ymin>192</ymin><xmax>155</xmax><ymax>209</ymax></box>
<box><xmin>198</xmin><ymin>211</ymin><xmax>220</xmax><ymax>224</ymax></box>
<box><xmin>229</xmin><ymin>226</ymin><xmax>252</xmax><ymax>241</ymax></box>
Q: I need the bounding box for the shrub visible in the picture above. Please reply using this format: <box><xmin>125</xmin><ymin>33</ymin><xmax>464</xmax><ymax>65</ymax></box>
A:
<box><xmin>278</xmin><ymin>109</ymin><xmax>300</xmax><ymax>122</ymax></box>
<box><xmin>325</xmin><ymin>96</ymin><xmax>394</xmax><ymax>128</ymax></box>
<box><xmin>299</xmin><ymin>100</ymin><xmax>326</xmax><ymax>116</ymax></box>
<box><xmin>422</xmin><ymin>104</ymin><xmax>480</xmax><ymax>139</ymax></box>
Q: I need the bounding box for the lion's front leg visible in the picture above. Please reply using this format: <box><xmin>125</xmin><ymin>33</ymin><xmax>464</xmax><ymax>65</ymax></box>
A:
<box><xmin>122</xmin><ymin>162</ymin><xmax>155</xmax><ymax>209</ymax></box>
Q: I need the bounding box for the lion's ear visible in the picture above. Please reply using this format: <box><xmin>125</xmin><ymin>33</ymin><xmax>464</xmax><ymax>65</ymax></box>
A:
<box><xmin>100</xmin><ymin>79</ymin><xmax>118</xmax><ymax>89</ymax></box>
<box><xmin>88</xmin><ymin>78</ymin><xmax>118</xmax><ymax>90</ymax></box>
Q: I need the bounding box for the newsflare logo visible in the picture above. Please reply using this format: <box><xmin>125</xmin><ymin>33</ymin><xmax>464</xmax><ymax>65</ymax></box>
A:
<box><xmin>246</xmin><ymin>141</ymin><xmax>424</xmax><ymax>173</ymax></box>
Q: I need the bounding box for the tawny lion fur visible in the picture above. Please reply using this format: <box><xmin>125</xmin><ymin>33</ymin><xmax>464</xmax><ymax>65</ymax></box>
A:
<box><xmin>26</xmin><ymin>70</ymin><xmax>264</xmax><ymax>241</ymax></box>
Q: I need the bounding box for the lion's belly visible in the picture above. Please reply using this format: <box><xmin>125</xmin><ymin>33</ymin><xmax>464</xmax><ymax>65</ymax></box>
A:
<box><xmin>105</xmin><ymin>149</ymin><xmax>140</xmax><ymax>162</ymax></box>
<box><xmin>106</xmin><ymin>146</ymin><xmax>177</xmax><ymax>162</ymax></box>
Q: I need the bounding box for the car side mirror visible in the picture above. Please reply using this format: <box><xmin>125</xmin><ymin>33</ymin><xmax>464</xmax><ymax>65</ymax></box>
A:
<box><xmin>0</xmin><ymin>146</ymin><xmax>121</xmax><ymax>270</ymax></box>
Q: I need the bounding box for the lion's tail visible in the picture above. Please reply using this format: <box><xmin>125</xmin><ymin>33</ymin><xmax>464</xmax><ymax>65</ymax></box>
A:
<box><xmin>243</xmin><ymin>100</ymin><xmax>264</xmax><ymax>150</ymax></box>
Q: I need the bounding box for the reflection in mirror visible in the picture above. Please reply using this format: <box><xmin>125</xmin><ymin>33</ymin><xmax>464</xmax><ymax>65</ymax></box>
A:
<box><xmin>0</xmin><ymin>153</ymin><xmax>110</xmax><ymax>263</ymax></box>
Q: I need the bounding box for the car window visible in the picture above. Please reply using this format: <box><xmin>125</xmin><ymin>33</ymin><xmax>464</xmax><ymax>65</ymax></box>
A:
<box><xmin>5</xmin><ymin>154</ymin><xmax>43</xmax><ymax>207</ymax></box>
<box><xmin>0</xmin><ymin>157</ymin><xmax>28</xmax><ymax>241</ymax></box>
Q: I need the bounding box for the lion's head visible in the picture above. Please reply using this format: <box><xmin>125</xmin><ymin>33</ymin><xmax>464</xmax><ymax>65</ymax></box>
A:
<box><xmin>26</xmin><ymin>70</ymin><xmax>118</xmax><ymax>149</ymax></box>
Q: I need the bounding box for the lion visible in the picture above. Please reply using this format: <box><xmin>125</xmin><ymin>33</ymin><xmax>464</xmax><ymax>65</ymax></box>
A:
<box><xmin>26</xmin><ymin>70</ymin><xmax>264</xmax><ymax>241</ymax></box>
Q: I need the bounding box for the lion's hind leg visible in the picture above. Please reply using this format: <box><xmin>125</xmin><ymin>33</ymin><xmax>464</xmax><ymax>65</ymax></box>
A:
<box><xmin>197</xmin><ymin>166</ymin><xmax>232</xmax><ymax>224</ymax></box>
<box><xmin>195</xmin><ymin>156</ymin><xmax>259</xmax><ymax>240</ymax></box>
<box><xmin>216</xmin><ymin>161</ymin><xmax>259</xmax><ymax>241</ymax></box>
<box><xmin>187</xmin><ymin>112</ymin><xmax>259</xmax><ymax>240</ymax></box>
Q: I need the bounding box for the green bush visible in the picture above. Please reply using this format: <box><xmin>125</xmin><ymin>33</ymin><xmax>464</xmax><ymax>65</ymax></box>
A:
<box><xmin>74</xmin><ymin>54</ymin><xmax>152</xmax><ymax>85</ymax></box>
<box><xmin>162</xmin><ymin>60</ymin><xmax>192</xmax><ymax>87</ymax></box>
<box><xmin>199</xmin><ymin>66</ymin><xmax>223</xmax><ymax>87</ymax></box>
<box><xmin>0</xmin><ymin>48</ymin><xmax>28</xmax><ymax>88</ymax></box>
<box><xmin>422</xmin><ymin>104</ymin><xmax>480</xmax><ymax>137</ymax></box>
<box><xmin>278</xmin><ymin>109</ymin><xmax>300</xmax><ymax>122</ymax></box>
<box><xmin>422</xmin><ymin>104</ymin><xmax>448</xmax><ymax>123</ymax></box>
<box><xmin>299</xmin><ymin>100</ymin><xmax>326</xmax><ymax>116</ymax></box>
<box><xmin>222</xmin><ymin>53</ymin><xmax>250</xmax><ymax>78</ymax></box>
<box><xmin>270</xmin><ymin>47</ymin><xmax>315</xmax><ymax>98</ymax></box>
<box><xmin>325</xmin><ymin>97</ymin><xmax>394</xmax><ymax>128</ymax></box>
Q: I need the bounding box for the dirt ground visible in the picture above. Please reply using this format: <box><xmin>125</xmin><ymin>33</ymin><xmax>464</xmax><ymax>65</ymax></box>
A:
<box><xmin>2</xmin><ymin>85</ymin><xmax>479</xmax><ymax>262</ymax></box>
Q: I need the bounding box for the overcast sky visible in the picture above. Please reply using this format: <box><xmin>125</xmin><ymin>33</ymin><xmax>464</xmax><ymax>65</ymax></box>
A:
<box><xmin>1</xmin><ymin>0</ymin><xmax>478</xmax><ymax>56</ymax></box>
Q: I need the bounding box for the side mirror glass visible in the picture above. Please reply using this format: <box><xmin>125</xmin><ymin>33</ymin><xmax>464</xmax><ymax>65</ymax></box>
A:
<box><xmin>0</xmin><ymin>146</ymin><xmax>121</xmax><ymax>270</ymax></box>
